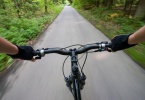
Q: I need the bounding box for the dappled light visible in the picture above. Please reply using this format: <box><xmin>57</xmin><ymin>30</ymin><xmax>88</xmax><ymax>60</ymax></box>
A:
<box><xmin>73</xmin><ymin>0</ymin><xmax>145</xmax><ymax>69</ymax></box>
<box><xmin>0</xmin><ymin>1</ymin><xmax>64</xmax><ymax>71</ymax></box>
<box><xmin>109</xmin><ymin>13</ymin><xmax>119</xmax><ymax>18</ymax></box>
<box><xmin>94</xmin><ymin>52</ymin><xmax>111</xmax><ymax>61</ymax></box>
<box><xmin>0</xmin><ymin>2</ymin><xmax>145</xmax><ymax>100</ymax></box>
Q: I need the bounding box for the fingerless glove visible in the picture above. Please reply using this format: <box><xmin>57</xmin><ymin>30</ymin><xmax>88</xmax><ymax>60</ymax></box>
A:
<box><xmin>111</xmin><ymin>34</ymin><xmax>136</xmax><ymax>51</ymax></box>
<box><xmin>8</xmin><ymin>46</ymin><xmax>34</xmax><ymax>60</ymax></box>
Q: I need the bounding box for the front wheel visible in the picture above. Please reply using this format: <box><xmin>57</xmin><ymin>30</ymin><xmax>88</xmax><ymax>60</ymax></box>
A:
<box><xmin>72</xmin><ymin>79</ymin><xmax>82</xmax><ymax>100</ymax></box>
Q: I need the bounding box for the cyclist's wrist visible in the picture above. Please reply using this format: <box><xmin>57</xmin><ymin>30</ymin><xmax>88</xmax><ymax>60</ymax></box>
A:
<box><xmin>128</xmin><ymin>34</ymin><xmax>139</xmax><ymax>45</ymax></box>
<box><xmin>128</xmin><ymin>34</ymin><xmax>134</xmax><ymax>45</ymax></box>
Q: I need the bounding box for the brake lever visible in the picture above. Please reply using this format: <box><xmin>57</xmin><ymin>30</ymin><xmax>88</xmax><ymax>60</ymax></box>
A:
<box><xmin>94</xmin><ymin>48</ymin><xmax>110</xmax><ymax>52</ymax></box>
<box><xmin>106</xmin><ymin>48</ymin><xmax>112</xmax><ymax>52</ymax></box>
<box><xmin>94</xmin><ymin>49</ymin><xmax>102</xmax><ymax>52</ymax></box>
<box><xmin>33</xmin><ymin>49</ymin><xmax>45</xmax><ymax>59</ymax></box>
<box><xmin>107</xmin><ymin>43</ymin><xmax>112</xmax><ymax>52</ymax></box>
<box><xmin>34</xmin><ymin>56</ymin><xmax>41</xmax><ymax>59</ymax></box>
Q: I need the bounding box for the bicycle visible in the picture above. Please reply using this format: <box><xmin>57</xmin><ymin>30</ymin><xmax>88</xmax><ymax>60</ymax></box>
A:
<box><xmin>33</xmin><ymin>41</ymin><xmax>111</xmax><ymax>100</ymax></box>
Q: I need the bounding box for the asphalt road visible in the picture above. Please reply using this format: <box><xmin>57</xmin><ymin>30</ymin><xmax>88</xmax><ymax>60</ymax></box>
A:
<box><xmin>0</xmin><ymin>6</ymin><xmax>145</xmax><ymax>100</ymax></box>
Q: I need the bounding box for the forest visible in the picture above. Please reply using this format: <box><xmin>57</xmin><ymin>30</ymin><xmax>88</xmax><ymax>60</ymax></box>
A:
<box><xmin>0</xmin><ymin>0</ymin><xmax>145</xmax><ymax>71</ymax></box>
<box><xmin>0</xmin><ymin>0</ymin><xmax>64</xmax><ymax>71</ymax></box>
<box><xmin>72</xmin><ymin>0</ymin><xmax>145</xmax><ymax>68</ymax></box>
<box><xmin>73</xmin><ymin>0</ymin><xmax>145</xmax><ymax>19</ymax></box>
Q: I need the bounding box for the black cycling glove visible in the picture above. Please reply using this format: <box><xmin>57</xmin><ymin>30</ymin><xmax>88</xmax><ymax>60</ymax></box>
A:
<box><xmin>8</xmin><ymin>46</ymin><xmax>34</xmax><ymax>60</ymax></box>
<box><xmin>111</xmin><ymin>34</ymin><xmax>136</xmax><ymax>51</ymax></box>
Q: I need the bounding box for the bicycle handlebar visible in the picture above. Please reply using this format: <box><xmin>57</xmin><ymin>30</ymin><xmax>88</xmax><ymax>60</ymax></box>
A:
<box><xmin>33</xmin><ymin>41</ymin><xmax>112</xmax><ymax>58</ymax></box>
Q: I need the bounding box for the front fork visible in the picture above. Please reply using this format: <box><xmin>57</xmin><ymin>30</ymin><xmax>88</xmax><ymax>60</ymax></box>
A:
<box><xmin>64</xmin><ymin>68</ymin><xmax>86</xmax><ymax>92</ymax></box>
<box><xmin>64</xmin><ymin>49</ymin><xmax>86</xmax><ymax>92</ymax></box>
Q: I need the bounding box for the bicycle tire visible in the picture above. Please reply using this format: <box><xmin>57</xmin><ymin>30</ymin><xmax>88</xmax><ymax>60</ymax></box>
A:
<box><xmin>72</xmin><ymin>79</ymin><xmax>82</xmax><ymax>100</ymax></box>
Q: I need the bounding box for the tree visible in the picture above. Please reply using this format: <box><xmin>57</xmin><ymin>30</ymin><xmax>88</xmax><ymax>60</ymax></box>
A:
<box><xmin>62</xmin><ymin>0</ymin><xmax>65</xmax><ymax>4</ymax></box>
<box><xmin>53</xmin><ymin>0</ymin><xmax>58</xmax><ymax>3</ymax></box>
<box><xmin>134</xmin><ymin>0</ymin><xmax>145</xmax><ymax>20</ymax></box>
<box><xmin>107</xmin><ymin>0</ymin><xmax>113</xmax><ymax>8</ymax></box>
<box><xmin>68</xmin><ymin>0</ymin><xmax>73</xmax><ymax>4</ymax></box>
<box><xmin>124</xmin><ymin>0</ymin><xmax>134</xmax><ymax>15</ymax></box>
<box><xmin>13</xmin><ymin>0</ymin><xmax>21</xmax><ymax>18</ymax></box>
<box><xmin>44</xmin><ymin>0</ymin><xmax>48</xmax><ymax>13</ymax></box>
<box><xmin>96</xmin><ymin>0</ymin><xmax>100</xmax><ymax>7</ymax></box>
<box><xmin>96</xmin><ymin>0</ymin><xmax>113</xmax><ymax>8</ymax></box>
<box><xmin>0</xmin><ymin>0</ymin><xmax>6</xmax><ymax>9</ymax></box>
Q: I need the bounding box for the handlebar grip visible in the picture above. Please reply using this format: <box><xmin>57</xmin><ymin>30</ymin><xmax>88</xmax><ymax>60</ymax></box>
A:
<box><xmin>33</xmin><ymin>51</ymin><xmax>43</xmax><ymax>59</ymax></box>
<box><xmin>33</xmin><ymin>51</ymin><xmax>38</xmax><ymax>56</ymax></box>
<box><xmin>100</xmin><ymin>41</ymin><xmax>112</xmax><ymax>48</ymax></box>
<box><xmin>107</xmin><ymin>43</ymin><xmax>112</xmax><ymax>48</ymax></box>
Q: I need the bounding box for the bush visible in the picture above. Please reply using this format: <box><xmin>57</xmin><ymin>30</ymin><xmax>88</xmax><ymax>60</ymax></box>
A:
<box><xmin>0</xmin><ymin>4</ymin><xmax>64</xmax><ymax>71</ymax></box>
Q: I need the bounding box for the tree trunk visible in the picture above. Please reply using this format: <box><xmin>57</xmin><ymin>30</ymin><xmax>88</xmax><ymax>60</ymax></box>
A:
<box><xmin>102</xmin><ymin>0</ymin><xmax>107</xmax><ymax>7</ymax></box>
<box><xmin>128</xmin><ymin>0</ymin><xmax>134</xmax><ymax>14</ymax></box>
<box><xmin>124</xmin><ymin>0</ymin><xmax>128</xmax><ymax>11</ymax></box>
<box><xmin>107</xmin><ymin>0</ymin><xmax>113</xmax><ymax>8</ymax></box>
<box><xmin>0</xmin><ymin>0</ymin><xmax>6</xmax><ymax>9</ymax></box>
<box><xmin>68</xmin><ymin>0</ymin><xmax>73</xmax><ymax>4</ymax></box>
<box><xmin>62</xmin><ymin>0</ymin><xmax>65</xmax><ymax>4</ymax></box>
<box><xmin>134</xmin><ymin>0</ymin><xmax>145</xmax><ymax>20</ymax></box>
<box><xmin>96</xmin><ymin>1</ymin><xmax>100</xmax><ymax>7</ymax></box>
<box><xmin>13</xmin><ymin>0</ymin><xmax>21</xmax><ymax>18</ymax></box>
<box><xmin>44</xmin><ymin>0</ymin><xmax>48</xmax><ymax>13</ymax></box>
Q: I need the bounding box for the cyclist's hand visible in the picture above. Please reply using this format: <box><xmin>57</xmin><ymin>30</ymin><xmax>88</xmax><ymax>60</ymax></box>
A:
<box><xmin>111</xmin><ymin>34</ymin><xmax>136</xmax><ymax>51</ymax></box>
<box><xmin>8</xmin><ymin>46</ymin><xmax>34</xmax><ymax>60</ymax></box>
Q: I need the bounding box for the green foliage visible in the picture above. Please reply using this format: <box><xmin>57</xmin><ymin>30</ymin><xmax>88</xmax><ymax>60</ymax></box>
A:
<box><xmin>0</xmin><ymin>54</ymin><xmax>12</xmax><ymax>71</ymax></box>
<box><xmin>74</xmin><ymin>5</ymin><xmax>145</xmax><ymax>68</ymax></box>
<box><xmin>125</xmin><ymin>44</ymin><xmax>145</xmax><ymax>69</ymax></box>
<box><xmin>72</xmin><ymin>0</ymin><xmax>84</xmax><ymax>9</ymax></box>
<box><xmin>113</xmin><ymin>17</ymin><xmax>144</xmax><ymax>34</ymax></box>
<box><xmin>0</xmin><ymin>3</ymin><xmax>64</xmax><ymax>71</ymax></box>
<box><xmin>0</xmin><ymin>17</ymin><xmax>41</xmax><ymax>44</ymax></box>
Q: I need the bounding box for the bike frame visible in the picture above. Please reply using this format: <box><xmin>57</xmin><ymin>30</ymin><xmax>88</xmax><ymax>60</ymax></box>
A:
<box><xmin>33</xmin><ymin>41</ymin><xmax>111</xmax><ymax>100</ymax></box>
<box><xmin>68</xmin><ymin>49</ymin><xmax>82</xmax><ymax>100</ymax></box>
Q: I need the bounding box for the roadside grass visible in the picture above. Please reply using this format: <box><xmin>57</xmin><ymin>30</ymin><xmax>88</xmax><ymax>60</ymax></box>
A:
<box><xmin>73</xmin><ymin>6</ymin><xmax>145</xmax><ymax>69</ymax></box>
<box><xmin>0</xmin><ymin>4</ymin><xmax>64</xmax><ymax>71</ymax></box>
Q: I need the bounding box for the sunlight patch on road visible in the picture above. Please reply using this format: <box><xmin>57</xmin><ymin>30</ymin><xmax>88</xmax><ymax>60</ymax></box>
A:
<box><xmin>94</xmin><ymin>52</ymin><xmax>111</xmax><ymax>60</ymax></box>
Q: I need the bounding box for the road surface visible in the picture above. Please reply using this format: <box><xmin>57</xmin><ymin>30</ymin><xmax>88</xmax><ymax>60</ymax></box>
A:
<box><xmin>0</xmin><ymin>6</ymin><xmax>145</xmax><ymax>100</ymax></box>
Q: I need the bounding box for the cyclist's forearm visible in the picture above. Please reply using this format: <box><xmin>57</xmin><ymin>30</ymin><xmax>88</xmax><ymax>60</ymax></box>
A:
<box><xmin>0</xmin><ymin>37</ymin><xmax>18</xmax><ymax>55</ymax></box>
<box><xmin>128</xmin><ymin>26</ymin><xmax>145</xmax><ymax>44</ymax></box>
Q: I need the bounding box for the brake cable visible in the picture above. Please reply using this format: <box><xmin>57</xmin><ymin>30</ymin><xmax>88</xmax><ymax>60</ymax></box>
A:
<box><xmin>62</xmin><ymin>55</ymin><xmax>69</xmax><ymax>78</ymax></box>
<box><xmin>62</xmin><ymin>44</ymin><xmax>87</xmax><ymax>77</ymax></box>
<box><xmin>61</xmin><ymin>43</ymin><xmax>102</xmax><ymax>78</ymax></box>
